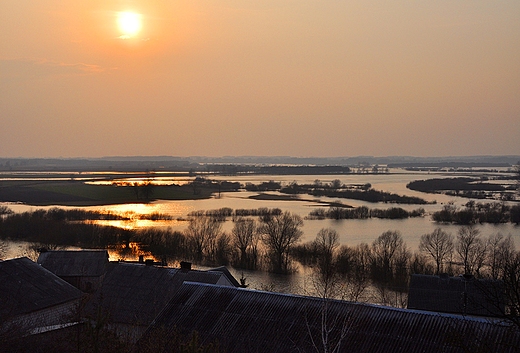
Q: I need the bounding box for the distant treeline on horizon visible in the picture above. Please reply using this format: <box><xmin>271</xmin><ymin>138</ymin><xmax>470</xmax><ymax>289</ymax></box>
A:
<box><xmin>0</xmin><ymin>155</ymin><xmax>518</xmax><ymax>172</ymax></box>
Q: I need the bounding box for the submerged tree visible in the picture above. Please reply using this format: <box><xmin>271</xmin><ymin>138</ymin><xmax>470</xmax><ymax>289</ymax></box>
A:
<box><xmin>486</xmin><ymin>233</ymin><xmax>516</xmax><ymax>279</ymax></box>
<box><xmin>259</xmin><ymin>211</ymin><xmax>303</xmax><ymax>273</ymax></box>
<box><xmin>370</xmin><ymin>231</ymin><xmax>410</xmax><ymax>281</ymax></box>
<box><xmin>370</xmin><ymin>230</ymin><xmax>411</xmax><ymax>305</ymax></box>
<box><xmin>184</xmin><ymin>217</ymin><xmax>222</xmax><ymax>262</ymax></box>
<box><xmin>456</xmin><ymin>225</ymin><xmax>487</xmax><ymax>276</ymax></box>
<box><xmin>311</xmin><ymin>228</ymin><xmax>341</xmax><ymax>299</ymax></box>
<box><xmin>419</xmin><ymin>228</ymin><xmax>454</xmax><ymax>274</ymax></box>
<box><xmin>231</xmin><ymin>217</ymin><xmax>259</xmax><ymax>269</ymax></box>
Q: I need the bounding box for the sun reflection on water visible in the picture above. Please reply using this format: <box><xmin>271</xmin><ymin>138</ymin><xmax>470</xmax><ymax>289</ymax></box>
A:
<box><xmin>91</xmin><ymin>219</ymin><xmax>188</xmax><ymax>230</ymax></box>
<box><xmin>86</xmin><ymin>176</ymin><xmax>193</xmax><ymax>186</ymax></box>
<box><xmin>107</xmin><ymin>242</ymin><xmax>157</xmax><ymax>262</ymax></box>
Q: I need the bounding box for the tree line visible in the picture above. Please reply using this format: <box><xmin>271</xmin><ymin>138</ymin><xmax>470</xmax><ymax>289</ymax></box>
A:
<box><xmin>407</xmin><ymin>177</ymin><xmax>517</xmax><ymax>201</ymax></box>
<box><xmin>307</xmin><ymin>206</ymin><xmax>425</xmax><ymax>220</ymax></box>
<box><xmin>432</xmin><ymin>201</ymin><xmax>520</xmax><ymax>224</ymax></box>
<box><xmin>279</xmin><ymin>179</ymin><xmax>430</xmax><ymax>204</ymax></box>
<box><xmin>294</xmin><ymin>225</ymin><xmax>520</xmax><ymax>325</ymax></box>
<box><xmin>1</xmin><ymin>207</ymin><xmax>518</xmax><ymax>320</ymax></box>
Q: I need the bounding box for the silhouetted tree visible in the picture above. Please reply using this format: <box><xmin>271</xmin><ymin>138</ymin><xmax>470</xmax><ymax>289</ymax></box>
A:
<box><xmin>306</xmin><ymin>229</ymin><xmax>352</xmax><ymax>353</ymax></box>
<box><xmin>486</xmin><ymin>233</ymin><xmax>515</xmax><ymax>279</ymax></box>
<box><xmin>231</xmin><ymin>217</ymin><xmax>259</xmax><ymax>269</ymax></box>
<box><xmin>184</xmin><ymin>217</ymin><xmax>222</xmax><ymax>262</ymax></box>
<box><xmin>259</xmin><ymin>211</ymin><xmax>303</xmax><ymax>273</ymax></box>
<box><xmin>370</xmin><ymin>230</ymin><xmax>410</xmax><ymax>283</ymax></box>
<box><xmin>456</xmin><ymin>225</ymin><xmax>487</xmax><ymax>276</ymax></box>
<box><xmin>311</xmin><ymin>228</ymin><xmax>341</xmax><ymax>298</ymax></box>
<box><xmin>212</xmin><ymin>233</ymin><xmax>232</xmax><ymax>265</ymax></box>
<box><xmin>336</xmin><ymin>243</ymin><xmax>371</xmax><ymax>302</ymax></box>
<box><xmin>419</xmin><ymin>228</ymin><xmax>454</xmax><ymax>274</ymax></box>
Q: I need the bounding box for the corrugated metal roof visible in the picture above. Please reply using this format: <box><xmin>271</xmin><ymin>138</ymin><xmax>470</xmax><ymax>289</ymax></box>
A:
<box><xmin>139</xmin><ymin>282</ymin><xmax>520</xmax><ymax>353</ymax></box>
<box><xmin>0</xmin><ymin>257</ymin><xmax>83</xmax><ymax>318</ymax></box>
<box><xmin>85</xmin><ymin>263</ymin><xmax>232</xmax><ymax>327</ymax></box>
<box><xmin>37</xmin><ymin>250</ymin><xmax>108</xmax><ymax>277</ymax></box>
<box><xmin>408</xmin><ymin>274</ymin><xmax>505</xmax><ymax>317</ymax></box>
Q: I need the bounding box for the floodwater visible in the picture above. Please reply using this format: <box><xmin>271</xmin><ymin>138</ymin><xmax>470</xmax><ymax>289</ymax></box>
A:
<box><xmin>2</xmin><ymin>169</ymin><xmax>518</xmax><ymax>297</ymax></box>
<box><xmin>2</xmin><ymin>169</ymin><xmax>519</xmax><ymax>251</ymax></box>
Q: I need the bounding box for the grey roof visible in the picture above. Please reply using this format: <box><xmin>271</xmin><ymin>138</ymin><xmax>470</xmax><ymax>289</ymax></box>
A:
<box><xmin>0</xmin><ymin>257</ymin><xmax>83</xmax><ymax>318</ymax></box>
<box><xmin>85</xmin><ymin>263</ymin><xmax>231</xmax><ymax>326</ymax></box>
<box><xmin>37</xmin><ymin>249</ymin><xmax>108</xmax><ymax>277</ymax></box>
<box><xmin>209</xmin><ymin>266</ymin><xmax>241</xmax><ymax>287</ymax></box>
<box><xmin>408</xmin><ymin>274</ymin><xmax>505</xmax><ymax>317</ymax></box>
<box><xmin>138</xmin><ymin>282</ymin><xmax>520</xmax><ymax>353</ymax></box>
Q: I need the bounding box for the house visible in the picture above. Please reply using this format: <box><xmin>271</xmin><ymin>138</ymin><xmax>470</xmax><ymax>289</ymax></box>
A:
<box><xmin>37</xmin><ymin>249</ymin><xmax>109</xmax><ymax>293</ymax></box>
<box><xmin>84</xmin><ymin>261</ymin><xmax>238</xmax><ymax>342</ymax></box>
<box><xmin>0</xmin><ymin>257</ymin><xmax>83</xmax><ymax>340</ymax></box>
<box><xmin>137</xmin><ymin>282</ymin><xmax>520</xmax><ymax>353</ymax></box>
<box><xmin>407</xmin><ymin>274</ymin><xmax>505</xmax><ymax>317</ymax></box>
<box><xmin>209</xmin><ymin>265</ymin><xmax>242</xmax><ymax>287</ymax></box>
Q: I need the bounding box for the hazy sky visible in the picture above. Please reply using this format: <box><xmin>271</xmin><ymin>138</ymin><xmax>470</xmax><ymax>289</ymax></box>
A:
<box><xmin>1</xmin><ymin>1</ymin><xmax>519</xmax><ymax>158</ymax></box>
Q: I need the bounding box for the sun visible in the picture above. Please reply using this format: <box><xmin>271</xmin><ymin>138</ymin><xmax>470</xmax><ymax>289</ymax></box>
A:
<box><xmin>117</xmin><ymin>11</ymin><xmax>142</xmax><ymax>38</ymax></box>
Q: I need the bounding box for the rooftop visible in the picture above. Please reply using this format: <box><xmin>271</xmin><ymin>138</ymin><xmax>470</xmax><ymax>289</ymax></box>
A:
<box><xmin>85</xmin><ymin>262</ymin><xmax>236</xmax><ymax>326</ymax></box>
<box><xmin>408</xmin><ymin>274</ymin><xmax>505</xmax><ymax>317</ymax></box>
<box><xmin>37</xmin><ymin>249</ymin><xmax>109</xmax><ymax>277</ymax></box>
<box><xmin>0</xmin><ymin>257</ymin><xmax>83</xmax><ymax>318</ymax></box>
<box><xmin>138</xmin><ymin>282</ymin><xmax>520</xmax><ymax>353</ymax></box>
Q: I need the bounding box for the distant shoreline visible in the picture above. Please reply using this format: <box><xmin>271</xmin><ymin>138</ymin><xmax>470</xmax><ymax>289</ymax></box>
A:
<box><xmin>0</xmin><ymin>180</ymin><xmax>213</xmax><ymax>206</ymax></box>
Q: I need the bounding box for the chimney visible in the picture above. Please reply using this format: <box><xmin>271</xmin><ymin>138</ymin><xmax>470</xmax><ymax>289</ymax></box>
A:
<box><xmin>180</xmin><ymin>261</ymin><xmax>192</xmax><ymax>271</ymax></box>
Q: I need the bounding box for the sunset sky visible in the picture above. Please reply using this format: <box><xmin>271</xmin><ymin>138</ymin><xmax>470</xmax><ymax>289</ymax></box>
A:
<box><xmin>1</xmin><ymin>1</ymin><xmax>519</xmax><ymax>158</ymax></box>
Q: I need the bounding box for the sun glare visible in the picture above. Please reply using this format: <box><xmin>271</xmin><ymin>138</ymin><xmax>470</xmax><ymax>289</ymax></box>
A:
<box><xmin>117</xmin><ymin>11</ymin><xmax>142</xmax><ymax>38</ymax></box>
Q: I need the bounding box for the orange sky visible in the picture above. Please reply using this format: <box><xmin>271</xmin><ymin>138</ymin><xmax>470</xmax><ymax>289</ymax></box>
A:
<box><xmin>1</xmin><ymin>1</ymin><xmax>519</xmax><ymax>158</ymax></box>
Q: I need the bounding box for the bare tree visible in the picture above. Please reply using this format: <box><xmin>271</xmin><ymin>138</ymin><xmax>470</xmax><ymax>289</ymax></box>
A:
<box><xmin>335</xmin><ymin>243</ymin><xmax>370</xmax><ymax>302</ymax></box>
<box><xmin>503</xmin><ymin>252</ymin><xmax>520</xmax><ymax>328</ymax></box>
<box><xmin>473</xmin><ymin>250</ymin><xmax>520</xmax><ymax>331</ymax></box>
<box><xmin>370</xmin><ymin>230</ymin><xmax>410</xmax><ymax>281</ymax></box>
<box><xmin>370</xmin><ymin>231</ymin><xmax>411</xmax><ymax>305</ymax></box>
<box><xmin>346</xmin><ymin>243</ymin><xmax>371</xmax><ymax>301</ymax></box>
<box><xmin>456</xmin><ymin>225</ymin><xmax>487</xmax><ymax>276</ymax></box>
<box><xmin>306</xmin><ymin>228</ymin><xmax>351</xmax><ymax>353</ymax></box>
<box><xmin>313</xmin><ymin>229</ymin><xmax>339</xmax><ymax>275</ymax></box>
<box><xmin>259</xmin><ymin>211</ymin><xmax>303</xmax><ymax>273</ymax></box>
<box><xmin>184</xmin><ymin>217</ymin><xmax>222</xmax><ymax>262</ymax></box>
<box><xmin>311</xmin><ymin>228</ymin><xmax>341</xmax><ymax>299</ymax></box>
<box><xmin>419</xmin><ymin>228</ymin><xmax>454</xmax><ymax>274</ymax></box>
<box><xmin>212</xmin><ymin>232</ymin><xmax>232</xmax><ymax>265</ymax></box>
<box><xmin>410</xmin><ymin>252</ymin><xmax>435</xmax><ymax>275</ymax></box>
<box><xmin>231</xmin><ymin>217</ymin><xmax>259</xmax><ymax>269</ymax></box>
<box><xmin>486</xmin><ymin>233</ymin><xmax>516</xmax><ymax>279</ymax></box>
